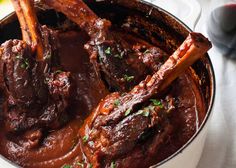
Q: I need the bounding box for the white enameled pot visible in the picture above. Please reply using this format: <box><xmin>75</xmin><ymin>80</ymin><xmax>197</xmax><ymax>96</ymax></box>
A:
<box><xmin>0</xmin><ymin>0</ymin><xmax>215</xmax><ymax>168</ymax></box>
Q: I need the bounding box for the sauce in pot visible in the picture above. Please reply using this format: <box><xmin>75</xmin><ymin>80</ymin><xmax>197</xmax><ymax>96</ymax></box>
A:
<box><xmin>0</xmin><ymin>28</ymin><xmax>206</xmax><ymax>167</ymax></box>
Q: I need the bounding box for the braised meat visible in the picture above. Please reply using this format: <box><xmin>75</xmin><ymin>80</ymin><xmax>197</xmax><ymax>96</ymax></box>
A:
<box><xmin>78</xmin><ymin>33</ymin><xmax>212</xmax><ymax>167</ymax></box>
<box><xmin>0</xmin><ymin>0</ymin><xmax>72</xmax><ymax>134</ymax></box>
<box><xmin>0</xmin><ymin>1</ymin><xmax>212</xmax><ymax>168</ymax></box>
<box><xmin>42</xmin><ymin>0</ymin><xmax>170</xmax><ymax>91</ymax></box>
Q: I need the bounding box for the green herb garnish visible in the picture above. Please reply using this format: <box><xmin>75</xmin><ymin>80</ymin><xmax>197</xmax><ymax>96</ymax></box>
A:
<box><xmin>54</xmin><ymin>70</ymin><xmax>63</xmax><ymax>74</ymax></box>
<box><xmin>77</xmin><ymin>161</ymin><xmax>84</xmax><ymax>168</ymax></box>
<box><xmin>136</xmin><ymin>110</ymin><xmax>144</xmax><ymax>115</ymax></box>
<box><xmin>114</xmin><ymin>54</ymin><xmax>121</xmax><ymax>59</ymax></box>
<box><xmin>20</xmin><ymin>64</ymin><xmax>26</xmax><ymax>69</ymax></box>
<box><xmin>16</xmin><ymin>55</ymin><xmax>30</xmax><ymax>69</ymax></box>
<box><xmin>111</xmin><ymin>161</ymin><xmax>116</xmax><ymax>168</ymax></box>
<box><xmin>114</xmin><ymin>99</ymin><xmax>120</xmax><ymax>107</ymax></box>
<box><xmin>142</xmin><ymin>111</ymin><xmax>150</xmax><ymax>117</ymax></box>
<box><xmin>125</xmin><ymin>108</ymin><xmax>132</xmax><ymax>116</ymax></box>
<box><xmin>150</xmin><ymin>99</ymin><xmax>163</xmax><ymax>108</ymax></box>
<box><xmin>123</xmin><ymin>74</ymin><xmax>134</xmax><ymax>82</ymax></box>
<box><xmin>88</xmin><ymin>163</ymin><xmax>93</xmax><ymax>168</ymax></box>
<box><xmin>62</xmin><ymin>165</ymin><xmax>71</xmax><ymax>168</ymax></box>
<box><xmin>105</xmin><ymin>47</ymin><xmax>111</xmax><ymax>55</ymax></box>
<box><xmin>114</xmin><ymin>51</ymin><xmax>125</xmax><ymax>59</ymax></box>
<box><xmin>136</xmin><ymin>109</ymin><xmax>150</xmax><ymax>117</ymax></box>
<box><xmin>45</xmin><ymin>53</ymin><xmax>51</xmax><ymax>59</ymax></box>
<box><xmin>143</xmin><ymin>49</ymin><xmax>151</xmax><ymax>54</ymax></box>
<box><xmin>16</xmin><ymin>55</ymin><xmax>22</xmax><ymax>59</ymax></box>
<box><xmin>20</xmin><ymin>58</ymin><xmax>29</xmax><ymax>69</ymax></box>
<box><xmin>82</xmin><ymin>135</ymin><xmax>89</xmax><ymax>143</ymax></box>
<box><xmin>44</xmin><ymin>77</ymin><xmax>50</xmax><ymax>84</ymax></box>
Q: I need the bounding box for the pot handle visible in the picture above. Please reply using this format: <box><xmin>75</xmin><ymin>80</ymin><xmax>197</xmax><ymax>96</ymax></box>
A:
<box><xmin>145</xmin><ymin>0</ymin><xmax>202</xmax><ymax>30</ymax></box>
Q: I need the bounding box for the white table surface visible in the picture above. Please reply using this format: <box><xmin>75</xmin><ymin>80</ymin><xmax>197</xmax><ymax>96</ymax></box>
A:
<box><xmin>196</xmin><ymin>1</ymin><xmax>236</xmax><ymax>168</ymax></box>
<box><xmin>0</xmin><ymin>0</ymin><xmax>235</xmax><ymax>168</ymax></box>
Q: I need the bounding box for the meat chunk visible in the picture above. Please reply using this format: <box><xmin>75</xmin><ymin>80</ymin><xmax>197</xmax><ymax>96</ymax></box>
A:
<box><xmin>2</xmin><ymin>70</ymin><xmax>71</xmax><ymax>132</ymax></box>
<box><xmin>0</xmin><ymin>1</ymin><xmax>72</xmax><ymax>133</ymax></box>
<box><xmin>43</xmin><ymin>0</ymin><xmax>162</xmax><ymax>92</ymax></box>
<box><xmin>78</xmin><ymin>32</ymin><xmax>212</xmax><ymax>167</ymax></box>
<box><xmin>0</xmin><ymin>39</ymin><xmax>44</xmax><ymax>106</ymax></box>
<box><xmin>0</xmin><ymin>38</ymin><xmax>72</xmax><ymax>132</ymax></box>
<box><xmin>78</xmin><ymin>91</ymin><xmax>175</xmax><ymax>168</ymax></box>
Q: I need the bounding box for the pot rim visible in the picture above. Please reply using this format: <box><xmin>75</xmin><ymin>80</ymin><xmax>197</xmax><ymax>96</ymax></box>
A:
<box><xmin>0</xmin><ymin>1</ymin><xmax>216</xmax><ymax>167</ymax></box>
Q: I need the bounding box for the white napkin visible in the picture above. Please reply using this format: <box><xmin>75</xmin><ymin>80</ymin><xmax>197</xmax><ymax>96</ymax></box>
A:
<box><xmin>196</xmin><ymin>0</ymin><xmax>236</xmax><ymax>167</ymax></box>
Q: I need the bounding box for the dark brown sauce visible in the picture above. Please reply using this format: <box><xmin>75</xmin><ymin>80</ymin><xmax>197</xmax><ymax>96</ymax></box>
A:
<box><xmin>0</xmin><ymin>29</ymin><xmax>205</xmax><ymax>168</ymax></box>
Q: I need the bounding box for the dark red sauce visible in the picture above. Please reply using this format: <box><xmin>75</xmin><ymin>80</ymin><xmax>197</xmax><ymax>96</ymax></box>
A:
<box><xmin>0</xmin><ymin>28</ymin><xmax>206</xmax><ymax>168</ymax></box>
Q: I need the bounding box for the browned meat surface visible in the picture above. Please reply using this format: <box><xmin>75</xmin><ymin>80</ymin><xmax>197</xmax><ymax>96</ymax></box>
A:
<box><xmin>84</xmin><ymin>94</ymin><xmax>175</xmax><ymax>168</ymax></box>
<box><xmin>0</xmin><ymin>1</ymin><xmax>212</xmax><ymax>168</ymax></box>
<box><xmin>0</xmin><ymin>0</ymin><xmax>72</xmax><ymax>136</ymax></box>
<box><xmin>78</xmin><ymin>33</ymin><xmax>212</xmax><ymax>168</ymax></box>
<box><xmin>0</xmin><ymin>26</ymin><xmax>55</xmax><ymax>107</ymax></box>
<box><xmin>42</xmin><ymin>0</ymin><xmax>169</xmax><ymax>91</ymax></box>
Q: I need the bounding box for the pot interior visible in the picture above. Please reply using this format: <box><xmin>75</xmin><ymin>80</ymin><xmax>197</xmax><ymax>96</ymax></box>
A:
<box><xmin>0</xmin><ymin>0</ymin><xmax>215</xmax><ymax>167</ymax></box>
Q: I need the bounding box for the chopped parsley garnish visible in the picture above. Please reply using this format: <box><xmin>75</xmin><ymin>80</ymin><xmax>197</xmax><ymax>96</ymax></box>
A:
<box><xmin>20</xmin><ymin>58</ymin><xmax>29</xmax><ymax>69</ymax></box>
<box><xmin>142</xmin><ymin>111</ymin><xmax>150</xmax><ymax>117</ymax></box>
<box><xmin>77</xmin><ymin>161</ymin><xmax>84</xmax><ymax>167</ymax></box>
<box><xmin>136</xmin><ymin>109</ymin><xmax>150</xmax><ymax>117</ymax></box>
<box><xmin>121</xmin><ymin>93</ymin><xmax>126</xmax><ymax>96</ymax></box>
<box><xmin>111</xmin><ymin>161</ymin><xmax>116</xmax><ymax>168</ymax></box>
<box><xmin>136</xmin><ymin>110</ymin><xmax>143</xmax><ymax>115</ymax></box>
<box><xmin>45</xmin><ymin>53</ymin><xmax>51</xmax><ymax>59</ymax></box>
<box><xmin>16</xmin><ymin>55</ymin><xmax>22</xmax><ymax>59</ymax></box>
<box><xmin>20</xmin><ymin>64</ymin><xmax>27</xmax><ymax>69</ymax></box>
<box><xmin>16</xmin><ymin>56</ymin><xmax>30</xmax><ymax>69</ymax></box>
<box><xmin>62</xmin><ymin>165</ymin><xmax>71</xmax><ymax>168</ymax></box>
<box><xmin>125</xmin><ymin>108</ymin><xmax>132</xmax><ymax>116</ymax></box>
<box><xmin>44</xmin><ymin>77</ymin><xmax>50</xmax><ymax>84</ymax></box>
<box><xmin>114</xmin><ymin>99</ymin><xmax>120</xmax><ymax>107</ymax></box>
<box><xmin>105</xmin><ymin>47</ymin><xmax>111</xmax><ymax>55</ymax></box>
<box><xmin>55</xmin><ymin>70</ymin><xmax>63</xmax><ymax>74</ymax></box>
<box><xmin>143</xmin><ymin>49</ymin><xmax>151</xmax><ymax>54</ymax></box>
<box><xmin>82</xmin><ymin>135</ymin><xmax>89</xmax><ymax>143</ymax></box>
<box><xmin>123</xmin><ymin>74</ymin><xmax>134</xmax><ymax>82</ymax></box>
<box><xmin>114</xmin><ymin>51</ymin><xmax>125</xmax><ymax>59</ymax></box>
<box><xmin>150</xmin><ymin>99</ymin><xmax>163</xmax><ymax>108</ymax></box>
<box><xmin>114</xmin><ymin>54</ymin><xmax>122</xmax><ymax>59</ymax></box>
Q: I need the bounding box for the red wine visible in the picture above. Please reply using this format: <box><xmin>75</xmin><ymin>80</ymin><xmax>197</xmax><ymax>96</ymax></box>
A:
<box><xmin>207</xmin><ymin>3</ymin><xmax>236</xmax><ymax>58</ymax></box>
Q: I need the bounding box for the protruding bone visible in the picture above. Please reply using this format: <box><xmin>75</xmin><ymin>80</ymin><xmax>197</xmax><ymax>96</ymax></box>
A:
<box><xmin>78</xmin><ymin>32</ymin><xmax>212</xmax><ymax>166</ymax></box>
<box><xmin>11</xmin><ymin>0</ymin><xmax>44</xmax><ymax>61</ymax></box>
<box><xmin>80</xmin><ymin>32</ymin><xmax>212</xmax><ymax>135</ymax></box>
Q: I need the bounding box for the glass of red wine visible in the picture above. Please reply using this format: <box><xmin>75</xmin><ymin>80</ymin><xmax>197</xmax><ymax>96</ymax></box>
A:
<box><xmin>207</xmin><ymin>0</ymin><xmax>236</xmax><ymax>58</ymax></box>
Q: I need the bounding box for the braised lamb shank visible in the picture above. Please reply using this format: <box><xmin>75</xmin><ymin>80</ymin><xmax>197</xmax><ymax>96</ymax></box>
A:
<box><xmin>42</xmin><ymin>0</ymin><xmax>170</xmax><ymax>92</ymax></box>
<box><xmin>77</xmin><ymin>32</ymin><xmax>212</xmax><ymax>168</ymax></box>
<box><xmin>0</xmin><ymin>0</ymin><xmax>72</xmax><ymax>138</ymax></box>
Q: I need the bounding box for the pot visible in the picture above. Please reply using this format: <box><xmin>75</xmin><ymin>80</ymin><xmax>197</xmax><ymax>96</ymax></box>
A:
<box><xmin>0</xmin><ymin>0</ymin><xmax>215</xmax><ymax>167</ymax></box>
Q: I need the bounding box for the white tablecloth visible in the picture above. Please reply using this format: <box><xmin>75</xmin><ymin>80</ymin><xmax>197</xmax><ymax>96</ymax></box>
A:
<box><xmin>196</xmin><ymin>0</ymin><xmax>236</xmax><ymax>168</ymax></box>
<box><xmin>0</xmin><ymin>0</ymin><xmax>235</xmax><ymax>168</ymax></box>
